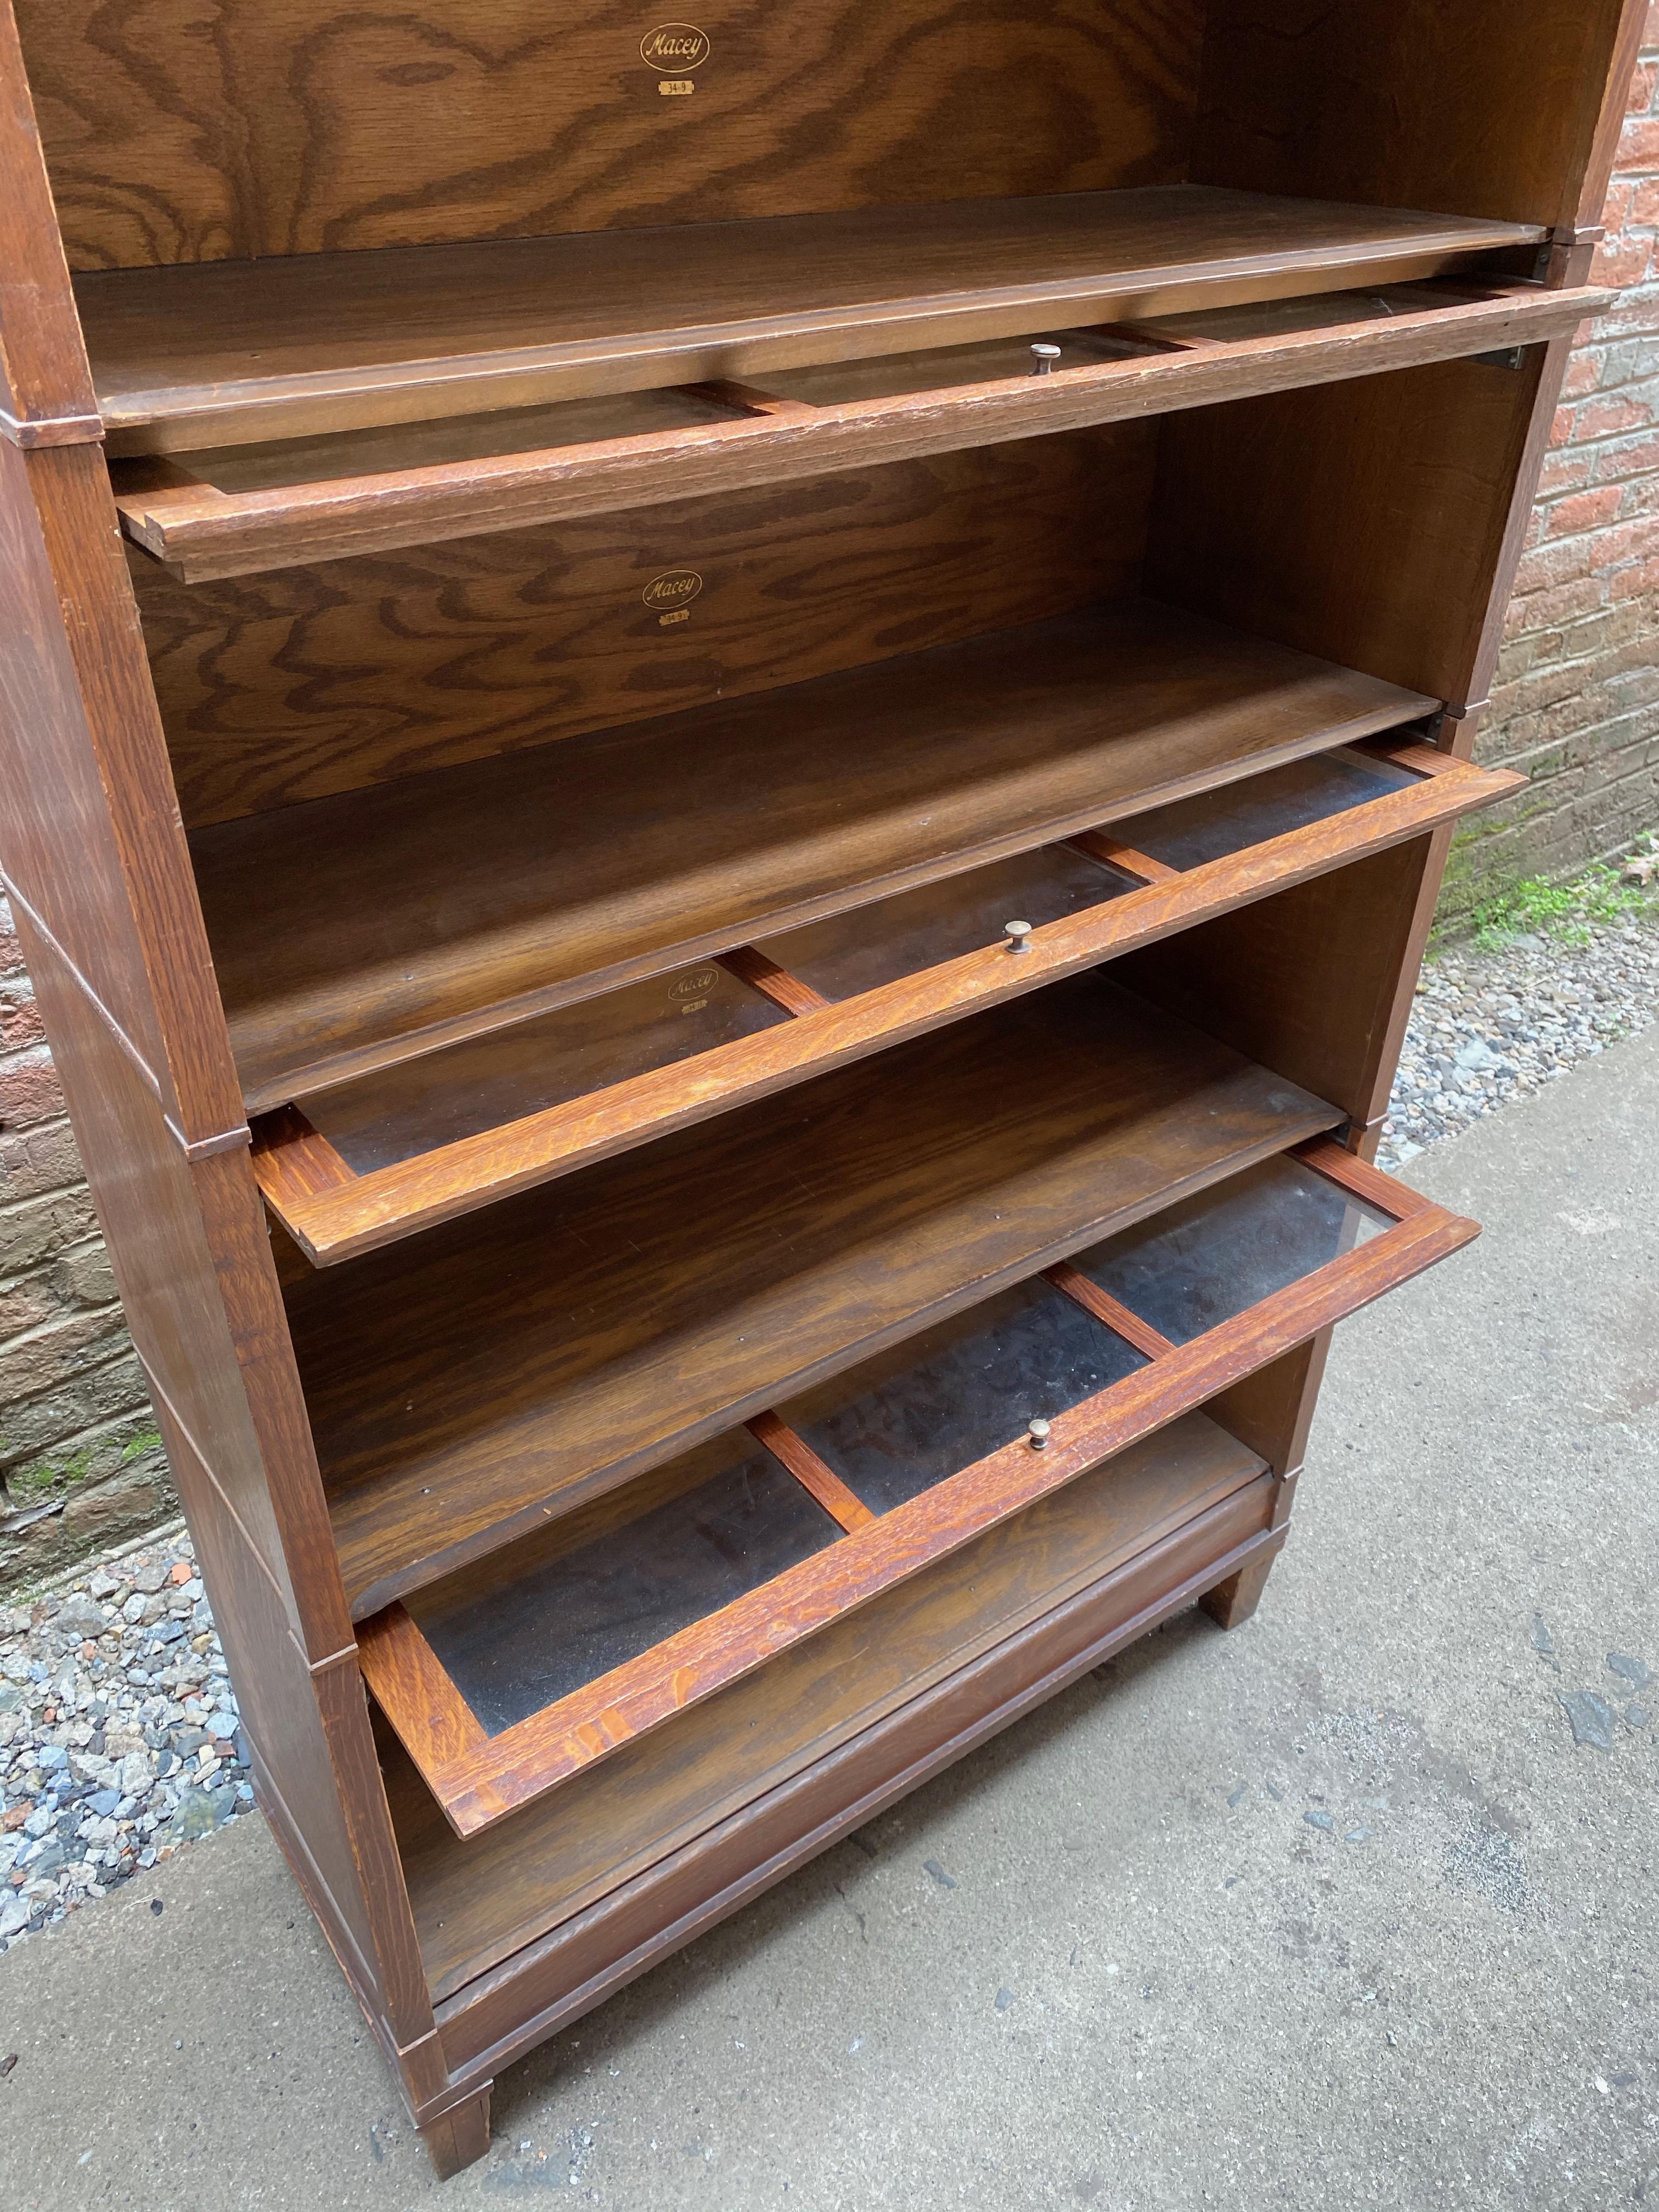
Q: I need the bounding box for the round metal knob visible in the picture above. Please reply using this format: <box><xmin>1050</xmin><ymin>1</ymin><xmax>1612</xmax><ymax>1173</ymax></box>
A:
<box><xmin>1005</xmin><ymin>919</ymin><xmax>1033</xmax><ymax>954</ymax></box>
<box><xmin>1028</xmin><ymin>1418</ymin><xmax>1052</xmax><ymax>1450</ymax></box>
<box><xmin>1031</xmin><ymin>343</ymin><xmax>1062</xmax><ymax>375</ymax></box>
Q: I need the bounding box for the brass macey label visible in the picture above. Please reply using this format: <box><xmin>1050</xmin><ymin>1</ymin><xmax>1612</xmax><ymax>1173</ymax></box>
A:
<box><xmin>669</xmin><ymin>968</ymin><xmax>720</xmax><ymax>1007</ymax></box>
<box><xmin>640</xmin><ymin>22</ymin><xmax>710</xmax><ymax>71</ymax></box>
<box><xmin>642</xmin><ymin>569</ymin><xmax>704</xmax><ymax>614</ymax></box>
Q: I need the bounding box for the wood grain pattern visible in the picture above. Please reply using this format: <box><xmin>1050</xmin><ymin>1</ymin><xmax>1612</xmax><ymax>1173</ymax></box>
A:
<box><xmin>106</xmin><ymin>280</ymin><xmax>1599</xmax><ymax>579</ymax></box>
<box><xmin>1194</xmin><ymin>0</ymin><xmax>1635</xmax><ymax>235</ymax></box>
<box><xmin>257</xmin><ymin>748</ymin><xmax>1521</xmax><ymax>1263</ymax></box>
<box><xmin>190</xmin><ymin>599</ymin><xmax>1436</xmax><ymax>1112</ymax></box>
<box><xmin>134</xmin><ymin>434</ymin><xmax>1148</xmax><ymax>828</ymax></box>
<box><xmin>0</xmin><ymin>0</ymin><xmax>99</xmax><ymax>439</ymax></box>
<box><xmin>289</xmin><ymin>977</ymin><xmax>1342</xmax><ymax>1617</ymax></box>
<box><xmin>368</xmin><ymin>1160</ymin><xmax>1472</xmax><ymax>1833</ymax></box>
<box><xmin>19</xmin><ymin>0</ymin><xmax>1203</xmax><ymax>269</ymax></box>
<box><xmin>75</xmin><ymin>188</ymin><xmax>1543</xmax><ymax>453</ymax></box>
<box><xmin>387</xmin><ymin>1414</ymin><xmax>1266</xmax><ymax>2003</ymax></box>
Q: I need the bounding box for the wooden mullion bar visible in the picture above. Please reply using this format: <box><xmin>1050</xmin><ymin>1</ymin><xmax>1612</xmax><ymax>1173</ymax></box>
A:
<box><xmin>746</xmin><ymin>1409</ymin><xmax>877</xmax><ymax>1532</ymax></box>
<box><xmin>716</xmin><ymin>945</ymin><xmax>831</xmax><ymax>1016</ymax></box>
<box><xmin>1042</xmin><ymin>1260</ymin><xmax>1177</xmax><ymax>1358</ymax></box>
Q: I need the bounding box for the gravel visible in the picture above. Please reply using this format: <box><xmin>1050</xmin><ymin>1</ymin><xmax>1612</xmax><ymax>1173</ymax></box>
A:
<box><xmin>1376</xmin><ymin>908</ymin><xmax>1659</xmax><ymax>1170</ymax></box>
<box><xmin>0</xmin><ymin>1531</ymin><xmax>251</xmax><ymax>1954</ymax></box>
<box><xmin>1</xmin><ymin>887</ymin><xmax>1654</xmax><ymax>1959</ymax></box>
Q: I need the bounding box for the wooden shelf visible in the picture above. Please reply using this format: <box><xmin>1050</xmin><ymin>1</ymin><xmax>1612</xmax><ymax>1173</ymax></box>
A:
<box><xmin>286</xmin><ymin>975</ymin><xmax>1345</xmax><ymax>1618</ymax></box>
<box><xmin>251</xmin><ymin>738</ymin><xmax>1521</xmax><ymax>1265</ymax></box>
<box><xmin>78</xmin><ymin>186</ymin><xmax>1543</xmax><ymax>459</ymax></box>
<box><xmin>193</xmin><ymin>597</ymin><xmax>1437</xmax><ymax>1115</ymax></box>
<box><xmin>385</xmin><ymin>1405</ymin><xmax>1272</xmax><ymax>1996</ymax></box>
<box><xmin>106</xmin><ymin>276</ymin><xmax>1602</xmax><ymax>584</ymax></box>
<box><xmin>361</xmin><ymin>1138</ymin><xmax>1476</xmax><ymax>1835</ymax></box>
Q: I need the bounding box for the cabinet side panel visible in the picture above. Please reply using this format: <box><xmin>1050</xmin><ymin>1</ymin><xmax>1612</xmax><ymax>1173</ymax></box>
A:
<box><xmin>0</xmin><ymin>0</ymin><xmax>98</xmax><ymax>435</ymax></box>
<box><xmin>134</xmin><ymin>428</ymin><xmax>1158</xmax><ymax>829</ymax></box>
<box><xmin>0</xmin><ymin>435</ymin><xmax>170</xmax><ymax>1078</ymax></box>
<box><xmin>151</xmin><ymin>1402</ymin><xmax>437</xmax><ymax>2059</ymax></box>
<box><xmin>14</xmin><ymin>0</ymin><xmax>1204</xmax><ymax>269</ymax></box>
<box><xmin>1114</xmin><ymin>833</ymin><xmax>1441</xmax><ymax>1131</ymax></box>
<box><xmin>1193</xmin><ymin>0</ymin><xmax>1636</xmax><ymax>234</ymax></box>
<box><xmin>1144</xmin><ymin>352</ymin><xmax>1548</xmax><ymax>712</ymax></box>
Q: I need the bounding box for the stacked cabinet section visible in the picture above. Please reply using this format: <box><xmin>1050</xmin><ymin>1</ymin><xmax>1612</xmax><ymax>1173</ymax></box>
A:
<box><xmin>0</xmin><ymin>0</ymin><xmax>1640</xmax><ymax>2179</ymax></box>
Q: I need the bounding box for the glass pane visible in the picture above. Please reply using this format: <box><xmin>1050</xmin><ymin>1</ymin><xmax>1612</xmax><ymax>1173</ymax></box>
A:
<box><xmin>781</xmin><ymin>1276</ymin><xmax>1147</xmax><ymax>1516</ymax></box>
<box><xmin>1110</xmin><ymin>746</ymin><xmax>1417</xmax><ymax>873</ymax></box>
<box><xmin>755</xmin><ymin>843</ymin><xmax>1131</xmax><ymax>1002</ymax></box>
<box><xmin>307</xmin><ymin>960</ymin><xmax>786</xmax><ymax>1173</ymax></box>
<box><xmin>172</xmin><ymin>386</ymin><xmax>740</xmax><ymax>492</ymax></box>
<box><xmin>408</xmin><ymin>1442</ymin><xmax>839</xmax><ymax>1736</ymax></box>
<box><xmin>757</xmin><ymin>325</ymin><xmax>1155</xmax><ymax>406</ymax></box>
<box><xmin>1068</xmin><ymin>1154</ymin><xmax>1392</xmax><ymax>1346</ymax></box>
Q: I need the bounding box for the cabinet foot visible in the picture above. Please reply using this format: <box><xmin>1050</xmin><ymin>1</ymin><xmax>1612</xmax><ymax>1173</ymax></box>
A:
<box><xmin>420</xmin><ymin>2085</ymin><xmax>493</xmax><ymax>2180</ymax></box>
<box><xmin>1200</xmin><ymin>1545</ymin><xmax>1282</xmax><ymax>1631</ymax></box>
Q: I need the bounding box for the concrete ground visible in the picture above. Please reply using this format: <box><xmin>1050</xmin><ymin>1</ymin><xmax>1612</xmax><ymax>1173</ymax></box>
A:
<box><xmin>1</xmin><ymin>1027</ymin><xmax>1655</xmax><ymax>2212</ymax></box>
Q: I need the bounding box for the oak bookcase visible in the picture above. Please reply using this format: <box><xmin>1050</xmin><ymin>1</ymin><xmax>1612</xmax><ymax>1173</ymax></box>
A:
<box><xmin>0</xmin><ymin>0</ymin><xmax>1640</xmax><ymax>2176</ymax></box>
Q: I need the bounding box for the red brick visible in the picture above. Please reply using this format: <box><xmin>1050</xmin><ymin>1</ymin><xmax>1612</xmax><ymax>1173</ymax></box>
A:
<box><xmin>0</xmin><ymin>1047</ymin><xmax>66</xmax><ymax>1130</ymax></box>
<box><xmin>1503</xmin><ymin>578</ymin><xmax>1606</xmax><ymax>634</ymax></box>
<box><xmin>1607</xmin><ymin>555</ymin><xmax>1659</xmax><ymax>602</ymax></box>
<box><xmin>1595</xmin><ymin>427</ymin><xmax>1659</xmax><ymax>482</ymax></box>
<box><xmin>1631</xmin><ymin>179</ymin><xmax>1659</xmax><ymax>226</ymax></box>
<box><xmin>1621</xmin><ymin>117</ymin><xmax>1659</xmax><ymax>170</ymax></box>
<box><xmin>1511</xmin><ymin>535</ymin><xmax>1598</xmax><ymax>595</ymax></box>
<box><xmin>1630</xmin><ymin>61</ymin><xmax>1659</xmax><ymax>114</ymax></box>
<box><xmin>1559</xmin><ymin>348</ymin><xmax>1604</xmax><ymax>399</ymax></box>
<box><xmin>1592</xmin><ymin>234</ymin><xmax>1654</xmax><ymax>287</ymax></box>
<box><xmin>1536</xmin><ymin>448</ymin><xmax>1596</xmax><ymax>498</ymax></box>
<box><xmin>1570</xmin><ymin>394</ymin><xmax>1654</xmax><ymax>442</ymax></box>
<box><xmin>1541</xmin><ymin>485</ymin><xmax>1624</xmax><ymax>538</ymax></box>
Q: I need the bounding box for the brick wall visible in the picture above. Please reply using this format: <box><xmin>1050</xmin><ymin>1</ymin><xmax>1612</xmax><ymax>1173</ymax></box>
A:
<box><xmin>2</xmin><ymin>31</ymin><xmax>1656</xmax><ymax>1589</ymax></box>
<box><xmin>0</xmin><ymin>898</ymin><xmax>171</xmax><ymax>1587</ymax></box>
<box><xmin>1443</xmin><ymin>12</ymin><xmax>1659</xmax><ymax>922</ymax></box>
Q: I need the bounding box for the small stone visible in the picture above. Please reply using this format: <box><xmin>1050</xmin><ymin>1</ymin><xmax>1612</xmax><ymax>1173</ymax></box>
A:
<box><xmin>0</xmin><ymin>1686</ymin><xmax>20</xmax><ymax>1716</ymax></box>
<box><xmin>0</xmin><ymin>1895</ymin><xmax>27</xmax><ymax>1939</ymax></box>
<box><xmin>162</xmin><ymin>1786</ymin><xmax>225</xmax><ymax>1845</ymax></box>
<box><xmin>922</xmin><ymin>1859</ymin><xmax>957</xmax><ymax>1891</ymax></box>
<box><xmin>1226</xmin><ymin>1783</ymin><xmax>1247</xmax><ymax>1809</ymax></box>
<box><xmin>994</xmin><ymin>1988</ymin><xmax>1015</xmax><ymax>2012</ymax></box>
<box><xmin>1343</xmin><ymin>1826</ymin><xmax>1373</xmax><ymax>1843</ymax></box>
<box><xmin>1303</xmin><ymin>1810</ymin><xmax>1335</xmax><ymax>1831</ymax></box>
<box><xmin>1607</xmin><ymin>1654</ymin><xmax>1651</xmax><ymax>1689</ymax></box>
<box><xmin>132</xmin><ymin>1564</ymin><xmax>170</xmax><ymax>1597</ymax></box>
<box><xmin>1626</xmin><ymin>1704</ymin><xmax>1651</xmax><ymax>1729</ymax></box>
<box><xmin>1560</xmin><ymin>1690</ymin><xmax>1616</xmax><ymax>1752</ymax></box>
<box><xmin>87</xmin><ymin>1570</ymin><xmax>120</xmax><ymax>1601</ymax></box>
<box><xmin>86</xmin><ymin>1790</ymin><xmax>120</xmax><ymax>1818</ymax></box>
<box><xmin>120</xmin><ymin>1594</ymin><xmax>147</xmax><ymax>1626</ymax></box>
<box><xmin>168</xmin><ymin>1564</ymin><xmax>192</xmax><ymax>1586</ymax></box>
<box><xmin>1530</xmin><ymin>1615</ymin><xmax>1556</xmax><ymax>1657</ymax></box>
<box><xmin>53</xmin><ymin>1597</ymin><xmax>105</xmax><ymax>1640</ymax></box>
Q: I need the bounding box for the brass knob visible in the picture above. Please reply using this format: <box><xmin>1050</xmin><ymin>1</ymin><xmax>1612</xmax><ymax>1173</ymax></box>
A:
<box><xmin>1005</xmin><ymin>919</ymin><xmax>1032</xmax><ymax>954</ymax></box>
<box><xmin>1031</xmin><ymin>343</ymin><xmax>1062</xmax><ymax>376</ymax></box>
<box><xmin>1028</xmin><ymin>1418</ymin><xmax>1051</xmax><ymax>1450</ymax></box>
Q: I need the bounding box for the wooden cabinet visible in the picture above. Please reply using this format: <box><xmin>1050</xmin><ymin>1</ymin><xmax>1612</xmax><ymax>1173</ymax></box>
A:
<box><xmin>0</xmin><ymin>0</ymin><xmax>1640</xmax><ymax>2176</ymax></box>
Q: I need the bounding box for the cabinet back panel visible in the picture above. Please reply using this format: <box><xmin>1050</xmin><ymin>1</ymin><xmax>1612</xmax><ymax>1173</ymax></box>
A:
<box><xmin>18</xmin><ymin>0</ymin><xmax>1204</xmax><ymax>271</ymax></box>
<box><xmin>136</xmin><ymin>427</ymin><xmax>1156</xmax><ymax>828</ymax></box>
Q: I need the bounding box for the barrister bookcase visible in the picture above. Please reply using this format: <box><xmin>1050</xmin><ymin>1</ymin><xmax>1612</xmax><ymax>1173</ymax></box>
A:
<box><xmin>0</xmin><ymin>0</ymin><xmax>1640</xmax><ymax>2175</ymax></box>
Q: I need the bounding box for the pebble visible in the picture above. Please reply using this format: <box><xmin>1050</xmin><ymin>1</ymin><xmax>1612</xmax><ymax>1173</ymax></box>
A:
<box><xmin>1560</xmin><ymin>1690</ymin><xmax>1617</xmax><ymax>1753</ymax></box>
<box><xmin>1607</xmin><ymin>1653</ymin><xmax>1651</xmax><ymax>1689</ymax></box>
<box><xmin>1377</xmin><ymin>907</ymin><xmax>1659</xmax><ymax>1171</ymax></box>
<box><xmin>0</xmin><ymin>1536</ymin><xmax>250</xmax><ymax>1957</ymax></box>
